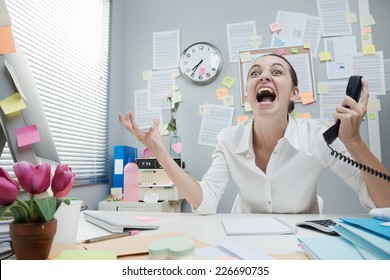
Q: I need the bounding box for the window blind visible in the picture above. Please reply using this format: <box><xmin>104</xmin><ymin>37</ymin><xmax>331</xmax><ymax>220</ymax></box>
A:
<box><xmin>2</xmin><ymin>0</ymin><xmax>111</xmax><ymax>185</ymax></box>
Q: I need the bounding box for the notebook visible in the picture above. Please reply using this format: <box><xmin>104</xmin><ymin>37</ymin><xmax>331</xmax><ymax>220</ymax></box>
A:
<box><xmin>83</xmin><ymin>210</ymin><xmax>159</xmax><ymax>233</ymax></box>
<box><xmin>220</xmin><ymin>217</ymin><xmax>296</xmax><ymax>236</ymax></box>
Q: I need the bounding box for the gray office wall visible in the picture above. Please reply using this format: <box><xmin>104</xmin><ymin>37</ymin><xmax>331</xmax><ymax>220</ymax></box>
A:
<box><xmin>116</xmin><ymin>0</ymin><xmax>390</xmax><ymax>213</ymax></box>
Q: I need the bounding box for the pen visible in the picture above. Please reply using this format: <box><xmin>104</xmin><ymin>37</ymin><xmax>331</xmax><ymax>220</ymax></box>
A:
<box><xmin>83</xmin><ymin>230</ymin><xmax>139</xmax><ymax>243</ymax></box>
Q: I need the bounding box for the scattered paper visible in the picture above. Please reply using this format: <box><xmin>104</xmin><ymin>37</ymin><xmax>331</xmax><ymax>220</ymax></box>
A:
<box><xmin>198</xmin><ymin>104</ymin><xmax>234</xmax><ymax>147</ymax></box>
<box><xmin>134</xmin><ymin>89</ymin><xmax>162</xmax><ymax>130</ymax></box>
<box><xmin>148</xmin><ymin>70</ymin><xmax>176</xmax><ymax>110</ymax></box>
<box><xmin>226</xmin><ymin>21</ymin><xmax>257</xmax><ymax>63</ymax></box>
<box><xmin>323</xmin><ymin>36</ymin><xmax>357</xmax><ymax>79</ymax></box>
<box><xmin>153</xmin><ymin>29</ymin><xmax>180</xmax><ymax>70</ymax></box>
<box><xmin>349</xmin><ymin>52</ymin><xmax>385</xmax><ymax>95</ymax></box>
<box><xmin>317</xmin><ymin>0</ymin><xmax>352</xmax><ymax>37</ymax></box>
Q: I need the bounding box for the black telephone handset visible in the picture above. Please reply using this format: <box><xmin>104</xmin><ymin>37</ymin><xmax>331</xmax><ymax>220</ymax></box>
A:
<box><xmin>323</xmin><ymin>76</ymin><xmax>389</xmax><ymax>182</ymax></box>
<box><xmin>323</xmin><ymin>75</ymin><xmax>362</xmax><ymax>145</ymax></box>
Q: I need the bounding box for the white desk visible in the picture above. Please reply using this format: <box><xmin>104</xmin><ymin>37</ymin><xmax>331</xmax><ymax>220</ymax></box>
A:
<box><xmin>75</xmin><ymin>212</ymin><xmax>366</xmax><ymax>258</ymax></box>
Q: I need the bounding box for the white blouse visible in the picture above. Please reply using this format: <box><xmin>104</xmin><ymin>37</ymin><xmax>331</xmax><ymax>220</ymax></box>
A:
<box><xmin>194</xmin><ymin>116</ymin><xmax>375</xmax><ymax>214</ymax></box>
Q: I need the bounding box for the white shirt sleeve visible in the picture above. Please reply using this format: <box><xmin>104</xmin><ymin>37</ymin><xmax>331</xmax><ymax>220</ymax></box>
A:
<box><xmin>193</xmin><ymin>141</ymin><xmax>231</xmax><ymax>215</ymax></box>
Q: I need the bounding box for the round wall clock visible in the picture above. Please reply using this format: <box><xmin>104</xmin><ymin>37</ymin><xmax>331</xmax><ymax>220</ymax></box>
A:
<box><xmin>179</xmin><ymin>42</ymin><xmax>223</xmax><ymax>85</ymax></box>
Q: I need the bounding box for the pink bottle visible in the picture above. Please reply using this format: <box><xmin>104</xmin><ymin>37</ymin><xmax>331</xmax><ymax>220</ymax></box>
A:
<box><xmin>123</xmin><ymin>161</ymin><xmax>139</xmax><ymax>202</ymax></box>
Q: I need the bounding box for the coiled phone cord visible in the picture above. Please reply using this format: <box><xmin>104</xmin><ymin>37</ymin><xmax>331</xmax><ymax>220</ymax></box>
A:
<box><xmin>328</xmin><ymin>144</ymin><xmax>390</xmax><ymax>182</ymax></box>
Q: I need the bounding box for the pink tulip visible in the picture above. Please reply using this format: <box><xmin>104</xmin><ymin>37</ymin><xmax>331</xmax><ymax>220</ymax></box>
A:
<box><xmin>0</xmin><ymin>167</ymin><xmax>20</xmax><ymax>205</ymax></box>
<box><xmin>13</xmin><ymin>161</ymin><xmax>51</xmax><ymax>195</ymax></box>
<box><xmin>51</xmin><ymin>164</ymin><xmax>75</xmax><ymax>198</ymax></box>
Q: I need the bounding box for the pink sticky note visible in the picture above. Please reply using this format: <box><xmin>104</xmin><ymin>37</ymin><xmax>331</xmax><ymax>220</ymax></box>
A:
<box><xmin>134</xmin><ymin>216</ymin><xmax>157</xmax><ymax>222</ymax></box>
<box><xmin>171</xmin><ymin>142</ymin><xmax>182</xmax><ymax>154</ymax></box>
<box><xmin>15</xmin><ymin>124</ymin><xmax>40</xmax><ymax>148</ymax></box>
<box><xmin>269</xmin><ymin>22</ymin><xmax>282</xmax><ymax>33</ymax></box>
<box><xmin>278</xmin><ymin>48</ymin><xmax>286</xmax><ymax>55</ymax></box>
<box><xmin>199</xmin><ymin>67</ymin><xmax>206</xmax><ymax>75</ymax></box>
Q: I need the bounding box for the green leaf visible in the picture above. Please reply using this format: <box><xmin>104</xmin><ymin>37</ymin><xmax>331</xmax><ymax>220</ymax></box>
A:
<box><xmin>9</xmin><ymin>205</ymin><xmax>29</xmax><ymax>223</ymax></box>
<box><xmin>167</xmin><ymin>118</ymin><xmax>176</xmax><ymax>132</ymax></box>
<box><xmin>34</xmin><ymin>197</ymin><xmax>57</xmax><ymax>222</ymax></box>
<box><xmin>0</xmin><ymin>206</ymin><xmax>11</xmax><ymax>220</ymax></box>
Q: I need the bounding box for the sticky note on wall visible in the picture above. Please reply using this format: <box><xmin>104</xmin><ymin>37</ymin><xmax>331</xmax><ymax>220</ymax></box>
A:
<box><xmin>0</xmin><ymin>25</ymin><xmax>16</xmax><ymax>54</ymax></box>
<box><xmin>15</xmin><ymin>124</ymin><xmax>40</xmax><ymax>148</ymax></box>
<box><xmin>0</xmin><ymin>93</ymin><xmax>26</xmax><ymax>115</ymax></box>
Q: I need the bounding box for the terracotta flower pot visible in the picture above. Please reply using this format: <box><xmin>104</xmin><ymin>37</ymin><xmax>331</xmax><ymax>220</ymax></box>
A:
<box><xmin>9</xmin><ymin>219</ymin><xmax>57</xmax><ymax>260</ymax></box>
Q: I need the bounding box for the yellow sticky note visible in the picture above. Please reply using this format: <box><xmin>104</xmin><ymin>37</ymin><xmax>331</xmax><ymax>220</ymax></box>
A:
<box><xmin>317</xmin><ymin>82</ymin><xmax>330</xmax><ymax>94</ymax></box>
<box><xmin>291</xmin><ymin>47</ymin><xmax>298</xmax><ymax>54</ymax></box>
<box><xmin>159</xmin><ymin>124</ymin><xmax>169</xmax><ymax>136</ymax></box>
<box><xmin>300</xmin><ymin>92</ymin><xmax>315</xmax><ymax>105</ymax></box>
<box><xmin>363</xmin><ymin>44</ymin><xmax>376</xmax><ymax>55</ymax></box>
<box><xmin>199</xmin><ymin>104</ymin><xmax>210</xmax><ymax>116</ymax></box>
<box><xmin>361</xmin><ymin>15</ymin><xmax>375</xmax><ymax>27</ymax></box>
<box><xmin>0</xmin><ymin>93</ymin><xmax>26</xmax><ymax>115</ymax></box>
<box><xmin>216</xmin><ymin>87</ymin><xmax>228</xmax><ymax>100</ymax></box>
<box><xmin>172</xmin><ymin>91</ymin><xmax>182</xmax><ymax>103</ymax></box>
<box><xmin>237</xmin><ymin>115</ymin><xmax>249</xmax><ymax>124</ymax></box>
<box><xmin>142</xmin><ymin>70</ymin><xmax>153</xmax><ymax>81</ymax></box>
<box><xmin>250</xmin><ymin>34</ymin><xmax>262</xmax><ymax>46</ymax></box>
<box><xmin>240</xmin><ymin>51</ymin><xmax>252</xmax><ymax>63</ymax></box>
<box><xmin>344</xmin><ymin>13</ymin><xmax>357</xmax><ymax>24</ymax></box>
<box><xmin>318</xmin><ymin>51</ymin><xmax>332</xmax><ymax>62</ymax></box>
<box><xmin>57</xmin><ymin>250</ymin><xmax>117</xmax><ymax>260</ymax></box>
<box><xmin>303</xmin><ymin>43</ymin><xmax>311</xmax><ymax>49</ymax></box>
<box><xmin>170</xmin><ymin>68</ymin><xmax>180</xmax><ymax>79</ymax></box>
<box><xmin>368</xmin><ymin>99</ymin><xmax>381</xmax><ymax>112</ymax></box>
<box><xmin>0</xmin><ymin>25</ymin><xmax>16</xmax><ymax>54</ymax></box>
<box><xmin>244</xmin><ymin>101</ymin><xmax>252</xmax><ymax>112</ymax></box>
<box><xmin>221</xmin><ymin>75</ymin><xmax>235</xmax><ymax>89</ymax></box>
<box><xmin>269</xmin><ymin>22</ymin><xmax>281</xmax><ymax>33</ymax></box>
<box><xmin>222</xmin><ymin>95</ymin><xmax>234</xmax><ymax>107</ymax></box>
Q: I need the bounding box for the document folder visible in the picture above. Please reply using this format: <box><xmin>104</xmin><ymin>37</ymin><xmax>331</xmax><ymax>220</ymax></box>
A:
<box><xmin>297</xmin><ymin>236</ymin><xmax>381</xmax><ymax>260</ymax></box>
<box><xmin>298</xmin><ymin>217</ymin><xmax>390</xmax><ymax>260</ymax></box>
<box><xmin>113</xmin><ymin>145</ymin><xmax>137</xmax><ymax>189</ymax></box>
<box><xmin>339</xmin><ymin>217</ymin><xmax>390</xmax><ymax>239</ymax></box>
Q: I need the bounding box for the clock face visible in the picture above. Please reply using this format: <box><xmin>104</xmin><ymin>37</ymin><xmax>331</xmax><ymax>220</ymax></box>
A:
<box><xmin>179</xmin><ymin>42</ymin><xmax>223</xmax><ymax>85</ymax></box>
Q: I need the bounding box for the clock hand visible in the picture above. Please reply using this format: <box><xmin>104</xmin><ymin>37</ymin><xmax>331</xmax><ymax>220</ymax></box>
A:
<box><xmin>191</xmin><ymin>59</ymin><xmax>204</xmax><ymax>75</ymax></box>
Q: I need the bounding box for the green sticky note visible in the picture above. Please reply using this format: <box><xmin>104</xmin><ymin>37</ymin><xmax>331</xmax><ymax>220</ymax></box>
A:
<box><xmin>291</xmin><ymin>47</ymin><xmax>298</xmax><ymax>54</ymax></box>
<box><xmin>221</xmin><ymin>75</ymin><xmax>235</xmax><ymax>88</ymax></box>
<box><xmin>56</xmin><ymin>250</ymin><xmax>117</xmax><ymax>260</ymax></box>
<box><xmin>368</xmin><ymin>113</ymin><xmax>377</xmax><ymax>120</ymax></box>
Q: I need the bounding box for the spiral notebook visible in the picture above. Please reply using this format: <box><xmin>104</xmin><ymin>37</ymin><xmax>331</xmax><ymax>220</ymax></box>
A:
<box><xmin>220</xmin><ymin>217</ymin><xmax>296</xmax><ymax>236</ymax></box>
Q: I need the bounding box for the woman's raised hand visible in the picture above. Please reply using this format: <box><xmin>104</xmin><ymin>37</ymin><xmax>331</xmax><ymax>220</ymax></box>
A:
<box><xmin>118</xmin><ymin>111</ymin><xmax>168</xmax><ymax>158</ymax></box>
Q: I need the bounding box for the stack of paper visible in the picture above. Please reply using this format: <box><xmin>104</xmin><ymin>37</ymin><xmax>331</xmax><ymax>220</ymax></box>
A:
<box><xmin>298</xmin><ymin>217</ymin><xmax>390</xmax><ymax>260</ymax></box>
<box><xmin>220</xmin><ymin>217</ymin><xmax>296</xmax><ymax>236</ymax></box>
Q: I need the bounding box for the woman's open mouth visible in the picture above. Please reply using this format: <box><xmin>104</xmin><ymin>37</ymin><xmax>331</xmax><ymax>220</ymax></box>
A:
<box><xmin>256</xmin><ymin>87</ymin><xmax>276</xmax><ymax>104</ymax></box>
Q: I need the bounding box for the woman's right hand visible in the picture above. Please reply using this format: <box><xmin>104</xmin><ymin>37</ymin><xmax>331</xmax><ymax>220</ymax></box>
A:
<box><xmin>118</xmin><ymin>111</ymin><xmax>168</xmax><ymax>158</ymax></box>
